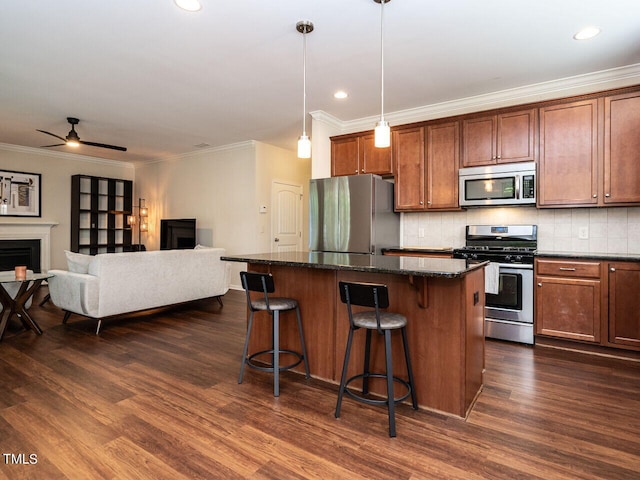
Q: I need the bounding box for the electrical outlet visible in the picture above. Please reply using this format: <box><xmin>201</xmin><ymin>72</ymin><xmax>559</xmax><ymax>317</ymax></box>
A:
<box><xmin>418</xmin><ymin>228</ymin><xmax>425</xmax><ymax>238</ymax></box>
<box><xmin>578</xmin><ymin>226</ymin><xmax>589</xmax><ymax>239</ymax></box>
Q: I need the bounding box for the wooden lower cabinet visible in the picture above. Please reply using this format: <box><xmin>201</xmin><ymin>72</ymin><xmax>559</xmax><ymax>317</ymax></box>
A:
<box><xmin>535</xmin><ymin>274</ymin><xmax>601</xmax><ymax>343</ymax></box>
<box><xmin>535</xmin><ymin>258</ymin><xmax>602</xmax><ymax>343</ymax></box>
<box><xmin>607</xmin><ymin>262</ymin><xmax>640</xmax><ymax>348</ymax></box>
<box><xmin>536</xmin><ymin>258</ymin><xmax>640</xmax><ymax>352</ymax></box>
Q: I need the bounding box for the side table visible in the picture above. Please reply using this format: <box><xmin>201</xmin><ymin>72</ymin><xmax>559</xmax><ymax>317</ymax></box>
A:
<box><xmin>0</xmin><ymin>271</ymin><xmax>53</xmax><ymax>341</ymax></box>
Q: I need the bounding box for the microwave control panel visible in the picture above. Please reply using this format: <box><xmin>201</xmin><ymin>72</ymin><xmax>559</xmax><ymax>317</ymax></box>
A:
<box><xmin>522</xmin><ymin>175</ymin><xmax>535</xmax><ymax>199</ymax></box>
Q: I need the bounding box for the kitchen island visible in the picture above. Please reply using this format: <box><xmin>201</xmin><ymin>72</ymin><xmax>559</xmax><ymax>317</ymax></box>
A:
<box><xmin>222</xmin><ymin>251</ymin><xmax>486</xmax><ymax>418</ymax></box>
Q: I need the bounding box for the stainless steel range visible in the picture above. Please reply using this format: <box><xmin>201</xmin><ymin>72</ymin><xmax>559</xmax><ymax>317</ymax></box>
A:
<box><xmin>453</xmin><ymin>225</ymin><xmax>536</xmax><ymax>345</ymax></box>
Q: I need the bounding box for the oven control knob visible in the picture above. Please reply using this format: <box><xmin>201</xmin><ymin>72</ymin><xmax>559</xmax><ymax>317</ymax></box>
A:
<box><xmin>515</xmin><ymin>255</ymin><xmax>523</xmax><ymax>262</ymax></box>
<box><xmin>471</xmin><ymin>253</ymin><xmax>478</xmax><ymax>260</ymax></box>
<box><xmin>505</xmin><ymin>255</ymin><xmax>512</xmax><ymax>262</ymax></box>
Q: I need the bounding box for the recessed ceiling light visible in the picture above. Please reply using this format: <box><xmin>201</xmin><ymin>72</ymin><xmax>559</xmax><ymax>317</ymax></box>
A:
<box><xmin>174</xmin><ymin>0</ymin><xmax>202</xmax><ymax>12</ymax></box>
<box><xmin>334</xmin><ymin>91</ymin><xmax>348</xmax><ymax>99</ymax></box>
<box><xmin>573</xmin><ymin>26</ymin><xmax>601</xmax><ymax>40</ymax></box>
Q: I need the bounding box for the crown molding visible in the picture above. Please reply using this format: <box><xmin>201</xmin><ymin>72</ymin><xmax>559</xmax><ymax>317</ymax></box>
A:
<box><xmin>140</xmin><ymin>140</ymin><xmax>257</xmax><ymax>166</ymax></box>
<box><xmin>309</xmin><ymin>110</ymin><xmax>343</xmax><ymax>131</ymax></box>
<box><xmin>332</xmin><ymin>63</ymin><xmax>640</xmax><ymax>135</ymax></box>
<box><xmin>0</xmin><ymin>142</ymin><xmax>135</xmax><ymax>169</ymax></box>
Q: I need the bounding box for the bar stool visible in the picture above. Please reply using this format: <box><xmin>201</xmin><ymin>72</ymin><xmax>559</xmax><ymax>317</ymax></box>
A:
<box><xmin>335</xmin><ymin>281</ymin><xmax>418</xmax><ymax>437</ymax></box>
<box><xmin>238</xmin><ymin>271</ymin><xmax>310</xmax><ymax>396</ymax></box>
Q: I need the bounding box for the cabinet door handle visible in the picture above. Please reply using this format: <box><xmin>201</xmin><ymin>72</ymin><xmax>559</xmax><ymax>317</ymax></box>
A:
<box><xmin>558</xmin><ymin>267</ymin><xmax>576</xmax><ymax>271</ymax></box>
<box><xmin>361</xmin><ymin>169</ymin><xmax>365</xmax><ymax>173</ymax></box>
<box><xmin>497</xmin><ymin>155</ymin><xmax>501</xmax><ymax>160</ymax></box>
<box><xmin>419</xmin><ymin>201</ymin><xmax>424</xmax><ymax>205</ymax></box>
<box><xmin>592</xmin><ymin>194</ymin><xmax>597</xmax><ymax>198</ymax></box>
<box><xmin>605</xmin><ymin>193</ymin><xmax>611</xmax><ymax>198</ymax></box>
<box><xmin>537</xmin><ymin>283</ymin><xmax>542</xmax><ymax>287</ymax></box>
<box><xmin>354</xmin><ymin>170</ymin><xmax>358</xmax><ymax>174</ymax></box>
<box><xmin>610</xmin><ymin>267</ymin><xmax>616</xmax><ymax>272</ymax></box>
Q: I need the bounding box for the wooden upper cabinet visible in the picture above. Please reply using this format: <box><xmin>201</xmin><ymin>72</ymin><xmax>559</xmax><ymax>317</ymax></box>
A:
<box><xmin>604</xmin><ymin>91</ymin><xmax>640</xmax><ymax>204</ymax></box>
<box><xmin>359</xmin><ymin>133</ymin><xmax>392</xmax><ymax>176</ymax></box>
<box><xmin>538</xmin><ymin>99</ymin><xmax>599</xmax><ymax>207</ymax></box>
<box><xmin>331</xmin><ymin>136</ymin><xmax>359</xmax><ymax>177</ymax></box>
<box><xmin>331</xmin><ymin>133</ymin><xmax>392</xmax><ymax>177</ymax></box>
<box><xmin>462</xmin><ymin>108</ymin><xmax>536</xmax><ymax>167</ymax></box>
<box><xmin>393</xmin><ymin>126</ymin><xmax>425</xmax><ymax>210</ymax></box>
<box><xmin>461</xmin><ymin>116</ymin><xmax>495</xmax><ymax>167</ymax></box>
<box><xmin>608</xmin><ymin>262</ymin><xmax>640</xmax><ymax>348</ymax></box>
<box><xmin>425</xmin><ymin>121</ymin><xmax>460</xmax><ymax>209</ymax></box>
<box><xmin>394</xmin><ymin>122</ymin><xmax>460</xmax><ymax>212</ymax></box>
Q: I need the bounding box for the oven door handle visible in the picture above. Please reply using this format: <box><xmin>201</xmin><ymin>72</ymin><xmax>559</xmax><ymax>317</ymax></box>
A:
<box><xmin>493</xmin><ymin>263</ymin><xmax>533</xmax><ymax>270</ymax></box>
<box><xmin>514</xmin><ymin>175</ymin><xmax>520</xmax><ymax>199</ymax></box>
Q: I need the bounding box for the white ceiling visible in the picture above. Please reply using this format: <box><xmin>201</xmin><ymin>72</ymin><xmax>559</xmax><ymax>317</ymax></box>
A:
<box><xmin>1</xmin><ymin>0</ymin><xmax>639</xmax><ymax>163</ymax></box>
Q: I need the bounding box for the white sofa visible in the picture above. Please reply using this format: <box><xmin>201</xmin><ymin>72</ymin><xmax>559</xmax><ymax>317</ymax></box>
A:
<box><xmin>48</xmin><ymin>247</ymin><xmax>230</xmax><ymax>333</ymax></box>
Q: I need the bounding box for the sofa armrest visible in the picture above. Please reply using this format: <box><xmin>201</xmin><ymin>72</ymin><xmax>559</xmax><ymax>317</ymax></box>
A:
<box><xmin>47</xmin><ymin>270</ymin><xmax>100</xmax><ymax>318</ymax></box>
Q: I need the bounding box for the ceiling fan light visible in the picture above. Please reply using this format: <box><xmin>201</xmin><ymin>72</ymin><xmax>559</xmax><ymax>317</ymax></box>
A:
<box><xmin>298</xmin><ymin>135</ymin><xmax>311</xmax><ymax>159</ymax></box>
<box><xmin>374</xmin><ymin>121</ymin><xmax>390</xmax><ymax>148</ymax></box>
<box><xmin>174</xmin><ymin>0</ymin><xmax>202</xmax><ymax>12</ymax></box>
<box><xmin>66</xmin><ymin>140</ymin><xmax>80</xmax><ymax>147</ymax></box>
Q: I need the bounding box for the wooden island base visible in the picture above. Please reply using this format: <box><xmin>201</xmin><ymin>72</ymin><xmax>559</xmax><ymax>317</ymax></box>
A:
<box><xmin>245</xmin><ymin>263</ymin><xmax>485</xmax><ymax>419</ymax></box>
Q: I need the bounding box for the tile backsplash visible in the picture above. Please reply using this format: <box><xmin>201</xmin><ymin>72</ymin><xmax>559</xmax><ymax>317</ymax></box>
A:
<box><xmin>402</xmin><ymin>207</ymin><xmax>640</xmax><ymax>254</ymax></box>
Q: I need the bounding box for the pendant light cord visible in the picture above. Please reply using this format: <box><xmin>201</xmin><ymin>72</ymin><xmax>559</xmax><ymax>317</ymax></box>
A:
<box><xmin>302</xmin><ymin>29</ymin><xmax>307</xmax><ymax>136</ymax></box>
<box><xmin>379</xmin><ymin>0</ymin><xmax>385</xmax><ymax>122</ymax></box>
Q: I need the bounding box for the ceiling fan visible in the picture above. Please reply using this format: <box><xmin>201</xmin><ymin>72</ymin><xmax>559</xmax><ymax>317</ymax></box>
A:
<box><xmin>37</xmin><ymin>117</ymin><xmax>127</xmax><ymax>152</ymax></box>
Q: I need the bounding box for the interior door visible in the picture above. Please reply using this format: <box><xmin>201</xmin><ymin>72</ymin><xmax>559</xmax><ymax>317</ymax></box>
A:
<box><xmin>271</xmin><ymin>181</ymin><xmax>303</xmax><ymax>253</ymax></box>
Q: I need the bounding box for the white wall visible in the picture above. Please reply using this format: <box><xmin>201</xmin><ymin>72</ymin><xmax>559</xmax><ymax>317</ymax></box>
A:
<box><xmin>0</xmin><ymin>144</ymin><xmax>134</xmax><ymax>270</ymax></box>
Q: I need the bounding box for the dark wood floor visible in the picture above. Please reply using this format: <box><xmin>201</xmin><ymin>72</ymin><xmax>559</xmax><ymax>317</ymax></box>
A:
<box><xmin>1</xmin><ymin>287</ymin><xmax>639</xmax><ymax>480</ymax></box>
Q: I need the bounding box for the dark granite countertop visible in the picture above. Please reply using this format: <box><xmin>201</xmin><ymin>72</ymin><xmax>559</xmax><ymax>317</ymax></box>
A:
<box><xmin>536</xmin><ymin>251</ymin><xmax>640</xmax><ymax>262</ymax></box>
<box><xmin>222</xmin><ymin>251</ymin><xmax>486</xmax><ymax>278</ymax></box>
<box><xmin>382</xmin><ymin>247</ymin><xmax>454</xmax><ymax>254</ymax></box>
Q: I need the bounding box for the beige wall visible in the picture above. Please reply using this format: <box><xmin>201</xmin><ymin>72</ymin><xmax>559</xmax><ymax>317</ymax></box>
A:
<box><xmin>135</xmin><ymin>141</ymin><xmax>311</xmax><ymax>289</ymax></box>
<box><xmin>0</xmin><ymin>144</ymin><xmax>134</xmax><ymax>270</ymax></box>
<box><xmin>0</xmin><ymin>141</ymin><xmax>310</xmax><ymax>287</ymax></box>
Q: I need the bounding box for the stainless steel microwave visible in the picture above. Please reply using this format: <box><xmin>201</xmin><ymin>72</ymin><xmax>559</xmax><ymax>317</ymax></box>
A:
<box><xmin>459</xmin><ymin>162</ymin><xmax>536</xmax><ymax>207</ymax></box>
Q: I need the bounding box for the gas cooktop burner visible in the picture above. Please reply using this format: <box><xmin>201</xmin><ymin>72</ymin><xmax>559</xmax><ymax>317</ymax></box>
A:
<box><xmin>454</xmin><ymin>224</ymin><xmax>538</xmax><ymax>264</ymax></box>
<box><xmin>461</xmin><ymin>246</ymin><xmax>536</xmax><ymax>252</ymax></box>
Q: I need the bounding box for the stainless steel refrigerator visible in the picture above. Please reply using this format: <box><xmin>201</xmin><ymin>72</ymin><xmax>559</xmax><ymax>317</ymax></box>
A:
<box><xmin>309</xmin><ymin>174</ymin><xmax>399</xmax><ymax>255</ymax></box>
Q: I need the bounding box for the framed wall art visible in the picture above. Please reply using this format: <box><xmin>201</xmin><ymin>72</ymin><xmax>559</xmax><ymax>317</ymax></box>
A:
<box><xmin>0</xmin><ymin>169</ymin><xmax>41</xmax><ymax>217</ymax></box>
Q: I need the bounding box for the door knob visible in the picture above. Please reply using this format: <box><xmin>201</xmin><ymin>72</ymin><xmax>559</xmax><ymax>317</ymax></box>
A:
<box><xmin>274</xmin><ymin>238</ymin><xmax>280</xmax><ymax>242</ymax></box>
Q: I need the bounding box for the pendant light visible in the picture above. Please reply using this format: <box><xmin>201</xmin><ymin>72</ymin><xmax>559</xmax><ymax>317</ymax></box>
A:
<box><xmin>374</xmin><ymin>0</ymin><xmax>391</xmax><ymax>148</ymax></box>
<box><xmin>296</xmin><ymin>20</ymin><xmax>314</xmax><ymax>159</ymax></box>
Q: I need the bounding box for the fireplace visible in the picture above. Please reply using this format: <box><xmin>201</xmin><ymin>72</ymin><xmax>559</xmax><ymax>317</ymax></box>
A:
<box><xmin>0</xmin><ymin>222</ymin><xmax>57</xmax><ymax>272</ymax></box>
<box><xmin>0</xmin><ymin>239</ymin><xmax>41</xmax><ymax>272</ymax></box>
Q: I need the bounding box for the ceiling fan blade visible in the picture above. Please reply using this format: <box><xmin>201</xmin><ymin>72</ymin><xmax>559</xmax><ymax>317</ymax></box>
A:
<box><xmin>79</xmin><ymin>140</ymin><xmax>127</xmax><ymax>152</ymax></box>
<box><xmin>36</xmin><ymin>129</ymin><xmax>66</xmax><ymax>142</ymax></box>
<box><xmin>41</xmin><ymin>143</ymin><xmax>66</xmax><ymax>147</ymax></box>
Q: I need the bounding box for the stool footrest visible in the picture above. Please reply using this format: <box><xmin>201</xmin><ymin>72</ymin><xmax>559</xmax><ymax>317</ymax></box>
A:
<box><xmin>343</xmin><ymin>373</ymin><xmax>413</xmax><ymax>406</ymax></box>
<box><xmin>245</xmin><ymin>349</ymin><xmax>304</xmax><ymax>373</ymax></box>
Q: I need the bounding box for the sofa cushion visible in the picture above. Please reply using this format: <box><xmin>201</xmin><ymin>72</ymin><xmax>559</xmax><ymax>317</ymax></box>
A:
<box><xmin>65</xmin><ymin>250</ymin><xmax>92</xmax><ymax>274</ymax></box>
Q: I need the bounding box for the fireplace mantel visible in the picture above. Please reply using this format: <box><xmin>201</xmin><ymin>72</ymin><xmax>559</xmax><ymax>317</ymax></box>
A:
<box><xmin>0</xmin><ymin>221</ymin><xmax>58</xmax><ymax>272</ymax></box>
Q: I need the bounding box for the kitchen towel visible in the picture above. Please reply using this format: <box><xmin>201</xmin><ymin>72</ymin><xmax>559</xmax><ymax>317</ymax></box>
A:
<box><xmin>485</xmin><ymin>262</ymin><xmax>500</xmax><ymax>295</ymax></box>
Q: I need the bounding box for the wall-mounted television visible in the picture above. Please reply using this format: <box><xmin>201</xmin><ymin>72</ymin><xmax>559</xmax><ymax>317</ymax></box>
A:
<box><xmin>160</xmin><ymin>218</ymin><xmax>196</xmax><ymax>250</ymax></box>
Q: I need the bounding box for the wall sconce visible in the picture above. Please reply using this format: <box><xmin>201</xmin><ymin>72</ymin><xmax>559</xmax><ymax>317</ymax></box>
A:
<box><xmin>128</xmin><ymin>197</ymin><xmax>149</xmax><ymax>251</ymax></box>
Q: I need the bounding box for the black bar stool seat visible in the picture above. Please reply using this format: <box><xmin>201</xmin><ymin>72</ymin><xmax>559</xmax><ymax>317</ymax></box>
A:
<box><xmin>335</xmin><ymin>281</ymin><xmax>418</xmax><ymax>437</ymax></box>
<box><xmin>238</xmin><ymin>271</ymin><xmax>310</xmax><ymax>397</ymax></box>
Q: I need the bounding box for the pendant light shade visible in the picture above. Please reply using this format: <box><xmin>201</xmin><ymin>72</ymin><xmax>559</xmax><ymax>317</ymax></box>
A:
<box><xmin>298</xmin><ymin>135</ymin><xmax>311</xmax><ymax>158</ymax></box>
<box><xmin>374</xmin><ymin>0</ymin><xmax>391</xmax><ymax>148</ymax></box>
<box><xmin>375</xmin><ymin>120</ymin><xmax>390</xmax><ymax>148</ymax></box>
<box><xmin>296</xmin><ymin>20</ymin><xmax>314</xmax><ymax>159</ymax></box>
